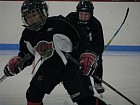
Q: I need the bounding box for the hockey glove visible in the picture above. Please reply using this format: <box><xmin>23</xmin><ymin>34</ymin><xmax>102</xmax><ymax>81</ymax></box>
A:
<box><xmin>80</xmin><ymin>53</ymin><xmax>98</xmax><ymax>76</ymax></box>
<box><xmin>4</xmin><ymin>56</ymin><xmax>22</xmax><ymax>76</ymax></box>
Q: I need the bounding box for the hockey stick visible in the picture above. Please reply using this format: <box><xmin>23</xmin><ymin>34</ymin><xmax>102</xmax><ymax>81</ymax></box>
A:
<box><xmin>104</xmin><ymin>7</ymin><xmax>129</xmax><ymax>51</ymax></box>
<box><xmin>65</xmin><ymin>53</ymin><xmax>137</xmax><ymax>105</ymax></box>
<box><xmin>0</xmin><ymin>54</ymin><xmax>31</xmax><ymax>84</ymax></box>
<box><xmin>31</xmin><ymin>58</ymin><xmax>41</xmax><ymax>74</ymax></box>
<box><xmin>31</xmin><ymin>59</ymin><xmax>36</xmax><ymax>74</ymax></box>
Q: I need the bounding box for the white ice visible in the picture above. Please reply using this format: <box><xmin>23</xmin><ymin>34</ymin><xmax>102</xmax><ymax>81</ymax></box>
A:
<box><xmin>0</xmin><ymin>50</ymin><xmax>140</xmax><ymax>105</ymax></box>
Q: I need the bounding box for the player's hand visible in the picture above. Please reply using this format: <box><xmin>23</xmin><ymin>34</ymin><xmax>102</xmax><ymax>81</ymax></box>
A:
<box><xmin>80</xmin><ymin>53</ymin><xmax>98</xmax><ymax>76</ymax></box>
<box><xmin>4</xmin><ymin>56</ymin><xmax>22</xmax><ymax>76</ymax></box>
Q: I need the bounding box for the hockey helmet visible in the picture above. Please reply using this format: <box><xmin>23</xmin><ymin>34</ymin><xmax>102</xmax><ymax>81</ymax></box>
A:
<box><xmin>21</xmin><ymin>0</ymin><xmax>48</xmax><ymax>31</ymax></box>
<box><xmin>76</xmin><ymin>0</ymin><xmax>94</xmax><ymax>24</ymax></box>
<box><xmin>76</xmin><ymin>0</ymin><xmax>94</xmax><ymax>13</ymax></box>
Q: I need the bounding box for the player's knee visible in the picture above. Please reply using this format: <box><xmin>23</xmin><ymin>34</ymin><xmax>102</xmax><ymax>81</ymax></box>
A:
<box><xmin>76</xmin><ymin>95</ymin><xmax>107</xmax><ymax>105</ymax></box>
<box><xmin>27</xmin><ymin>101</ymin><xmax>43</xmax><ymax>105</ymax></box>
<box><xmin>26</xmin><ymin>85</ymin><xmax>45</xmax><ymax>103</ymax></box>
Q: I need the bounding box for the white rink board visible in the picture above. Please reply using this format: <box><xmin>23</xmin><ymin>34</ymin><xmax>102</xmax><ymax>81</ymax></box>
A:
<box><xmin>0</xmin><ymin>1</ymin><xmax>140</xmax><ymax>46</ymax></box>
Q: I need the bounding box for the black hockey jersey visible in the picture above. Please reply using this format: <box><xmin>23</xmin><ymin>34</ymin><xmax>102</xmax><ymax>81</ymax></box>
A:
<box><xmin>66</xmin><ymin>12</ymin><xmax>104</xmax><ymax>56</ymax></box>
<box><xmin>18</xmin><ymin>15</ymin><xmax>86</xmax><ymax>67</ymax></box>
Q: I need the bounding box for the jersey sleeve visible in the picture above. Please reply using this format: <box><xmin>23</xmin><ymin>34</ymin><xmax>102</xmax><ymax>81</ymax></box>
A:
<box><xmin>87</xmin><ymin>17</ymin><xmax>104</xmax><ymax>56</ymax></box>
<box><xmin>18</xmin><ymin>30</ymin><xmax>35</xmax><ymax>68</ymax></box>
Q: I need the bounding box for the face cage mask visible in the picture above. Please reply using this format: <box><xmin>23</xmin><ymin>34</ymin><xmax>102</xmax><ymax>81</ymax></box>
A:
<box><xmin>22</xmin><ymin>8</ymin><xmax>47</xmax><ymax>31</ymax></box>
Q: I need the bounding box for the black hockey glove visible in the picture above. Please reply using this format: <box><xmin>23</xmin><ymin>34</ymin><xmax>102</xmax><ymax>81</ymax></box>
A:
<box><xmin>4</xmin><ymin>56</ymin><xmax>23</xmax><ymax>76</ymax></box>
<box><xmin>80</xmin><ymin>52</ymin><xmax>99</xmax><ymax>76</ymax></box>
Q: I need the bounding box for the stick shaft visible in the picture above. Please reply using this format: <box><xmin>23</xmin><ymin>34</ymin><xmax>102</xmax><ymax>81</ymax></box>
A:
<box><xmin>0</xmin><ymin>75</ymin><xmax>7</xmax><ymax>83</ymax></box>
<box><xmin>104</xmin><ymin>8</ymin><xmax>129</xmax><ymax>51</ymax></box>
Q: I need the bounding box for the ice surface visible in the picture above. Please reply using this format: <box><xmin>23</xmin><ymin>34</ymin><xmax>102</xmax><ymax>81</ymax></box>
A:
<box><xmin>0</xmin><ymin>51</ymin><xmax>140</xmax><ymax>105</ymax></box>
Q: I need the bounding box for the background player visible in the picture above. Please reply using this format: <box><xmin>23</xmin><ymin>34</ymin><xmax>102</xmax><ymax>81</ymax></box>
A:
<box><xmin>66</xmin><ymin>0</ymin><xmax>105</xmax><ymax>94</ymax></box>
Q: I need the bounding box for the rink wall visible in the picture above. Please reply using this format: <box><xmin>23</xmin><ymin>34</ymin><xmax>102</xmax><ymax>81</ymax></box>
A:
<box><xmin>0</xmin><ymin>0</ymin><xmax>140</xmax><ymax>51</ymax></box>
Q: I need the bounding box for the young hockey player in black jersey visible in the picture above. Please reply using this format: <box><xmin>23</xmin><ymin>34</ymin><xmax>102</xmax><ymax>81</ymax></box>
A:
<box><xmin>66</xmin><ymin>0</ymin><xmax>105</xmax><ymax>94</ymax></box>
<box><xmin>3</xmin><ymin>0</ymin><xmax>107</xmax><ymax>105</ymax></box>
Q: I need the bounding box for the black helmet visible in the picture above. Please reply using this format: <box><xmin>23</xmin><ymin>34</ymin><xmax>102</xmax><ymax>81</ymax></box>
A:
<box><xmin>76</xmin><ymin>0</ymin><xmax>94</xmax><ymax>13</ymax></box>
<box><xmin>21</xmin><ymin>0</ymin><xmax>48</xmax><ymax>31</ymax></box>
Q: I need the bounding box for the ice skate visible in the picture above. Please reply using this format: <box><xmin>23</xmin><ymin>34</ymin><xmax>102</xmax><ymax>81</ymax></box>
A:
<box><xmin>94</xmin><ymin>83</ymin><xmax>105</xmax><ymax>94</ymax></box>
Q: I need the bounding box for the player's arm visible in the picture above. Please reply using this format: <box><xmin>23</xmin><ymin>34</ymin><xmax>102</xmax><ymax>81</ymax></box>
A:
<box><xmin>91</xmin><ymin>18</ymin><xmax>104</xmax><ymax>55</ymax></box>
<box><xmin>4</xmin><ymin>36</ymin><xmax>34</xmax><ymax>77</ymax></box>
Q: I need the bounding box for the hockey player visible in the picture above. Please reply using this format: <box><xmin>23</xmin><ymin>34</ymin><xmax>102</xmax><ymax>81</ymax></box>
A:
<box><xmin>66</xmin><ymin>0</ymin><xmax>105</xmax><ymax>94</ymax></box>
<box><xmin>3</xmin><ymin>0</ymin><xmax>107</xmax><ymax>105</ymax></box>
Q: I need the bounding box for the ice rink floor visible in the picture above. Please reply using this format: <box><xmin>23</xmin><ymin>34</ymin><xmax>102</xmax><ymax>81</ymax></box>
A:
<box><xmin>0</xmin><ymin>50</ymin><xmax>140</xmax><ymax>105</ymax></box>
